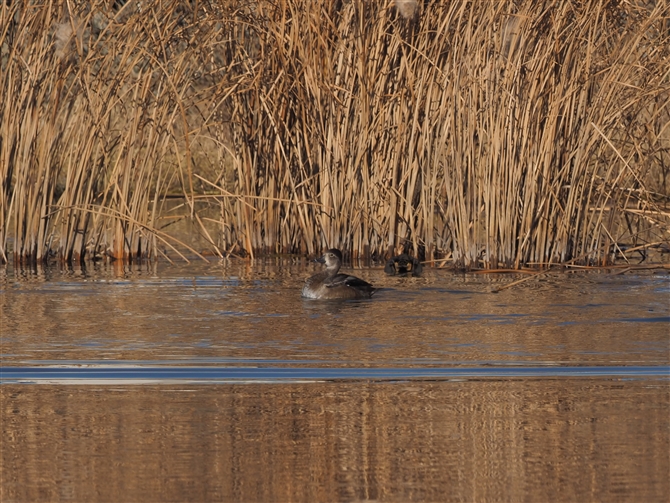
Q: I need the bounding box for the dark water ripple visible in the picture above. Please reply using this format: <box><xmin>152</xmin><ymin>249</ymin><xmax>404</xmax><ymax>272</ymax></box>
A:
<box><xmin>2</xmin><ymin>262</ymin><xmax>669</xmax><ymax>503</ymax></box>
<box><xmin>2</xmin><ymin>364</ymin><xmax>668</xmax><ymax>383</ymax></box>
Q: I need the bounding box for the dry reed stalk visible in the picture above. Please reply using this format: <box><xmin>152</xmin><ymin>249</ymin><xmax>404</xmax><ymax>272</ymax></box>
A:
<box><xmin>1</xmin><ymin>0</ymin><xmax>668</xmax><ymax>268</ymax></box>
<box><xmin>0</xmin><ymin>1</ymin><xmax>235</xmax><ymax>264</ymax></box>
<box><xmin>222</xmin><ymin>0</ymin><xmax>669</xmax><ymax>267</ymax></box>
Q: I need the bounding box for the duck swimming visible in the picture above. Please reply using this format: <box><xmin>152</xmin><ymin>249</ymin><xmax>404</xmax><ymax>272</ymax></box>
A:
<box><xmin>384</xmin><ymin>253</ymin><xmax>422</xmax><ymax>276</ymax></box>
<box><xmin>302</xmin><ymin>248</ymin><xmax>377</xmax><ymax>300</ymax></box>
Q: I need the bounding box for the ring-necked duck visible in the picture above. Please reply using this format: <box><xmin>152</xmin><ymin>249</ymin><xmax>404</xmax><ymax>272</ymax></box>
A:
<box><xmin>384</xmin><ymin>253</ymin><xmax>422</xmax><ymax>276</ymax></box>
<box><xmin>302</xmin><ymin>248</ymin><xmax>377</xmax><ymax>300</ymax></box>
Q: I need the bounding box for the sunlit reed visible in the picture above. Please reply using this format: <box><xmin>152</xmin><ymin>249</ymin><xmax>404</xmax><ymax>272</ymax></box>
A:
<box><xmin>1</xmin><ymin>0</ymin><xmax>668</xmax><ymax>268</ymax></box>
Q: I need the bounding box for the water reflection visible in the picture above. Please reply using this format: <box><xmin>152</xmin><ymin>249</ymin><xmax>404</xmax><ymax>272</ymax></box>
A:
<box><xmin>1</xmin><ymin>260</ymin><xmax>669</xmax><ymax>502</ymax></box>
<box><xmin>5</xmin><ymin>261</ymin><xmax>667</xmax><ymax>367</ymax></box>
<box><xmin>2</xmin><ymin>365</ymin><xmax>668</xmax><ymax>383</ymax></box>
<box><xmin>2</xmin><ymin>380</ymin><xmax>668</xmax><ymax>502</ymax></box>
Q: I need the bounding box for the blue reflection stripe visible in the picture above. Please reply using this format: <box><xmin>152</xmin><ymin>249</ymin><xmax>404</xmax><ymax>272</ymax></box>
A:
<box><xmin>1</xmin><ymin>366</ymin><xmax>668</xmax><ymax>382</ymax></box>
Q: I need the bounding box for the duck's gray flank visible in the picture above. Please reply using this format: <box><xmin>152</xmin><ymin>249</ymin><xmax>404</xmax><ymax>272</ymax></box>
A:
<box><xmin>302</xmin><ymin>248</ymin><xmax>377</xmax><ymax>300</ymax></box>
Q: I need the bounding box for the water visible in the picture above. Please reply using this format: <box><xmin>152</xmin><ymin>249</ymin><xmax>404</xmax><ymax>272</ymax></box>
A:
<box><xmin>1</xmin><ymin>260</ymin><xmax>669</xmax><ymax>502</ymax></box>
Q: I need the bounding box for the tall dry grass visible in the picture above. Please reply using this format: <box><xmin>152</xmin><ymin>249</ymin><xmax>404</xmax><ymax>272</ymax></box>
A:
<box><xmin>0</xmin><ymin>0</ymin><xmax>225</xmax><ymax>264</ymax></box>
<box><xmin>224</xmin><ymin>0</ymin><xmax>670</xmax><ymax>267</ymax></box>
<box><xmin>1</xmin><ymin>0</ymin><xmax>668</xmax><ymax>268</ymax></box>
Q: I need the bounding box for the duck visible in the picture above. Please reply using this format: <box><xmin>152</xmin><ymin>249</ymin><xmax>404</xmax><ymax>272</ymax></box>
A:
<box><xmin>302</xmin><ymin>248</ymin><xmax>377</xmax><ymax>300</ymax></box>
<box><xmin>384</xmin><ymin>253</ymin><xmax>422</xmax><ymax>276</ymax></box>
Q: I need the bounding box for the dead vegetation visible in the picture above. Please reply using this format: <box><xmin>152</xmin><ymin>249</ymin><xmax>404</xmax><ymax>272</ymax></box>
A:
<box><xmin>1</xmin><ymin>0</ymin><xmax>668</xmax><ymax>268</ymax></box>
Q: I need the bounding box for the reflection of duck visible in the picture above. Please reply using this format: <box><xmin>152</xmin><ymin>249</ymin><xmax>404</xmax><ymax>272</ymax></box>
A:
<box><xmin>384</xmin><ymin>253</ymin><xmax>422</xmax><ymax>276</ymax></box>
<box><xmin>302</xmin><ymin>249</ymin><xmax>377</xmax><ymax>300</ymax></box>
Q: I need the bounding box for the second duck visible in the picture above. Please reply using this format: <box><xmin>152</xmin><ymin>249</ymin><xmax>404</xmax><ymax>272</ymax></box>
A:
<box><xmin>302</xmin><ymin>248</ymin><xmax>377</xmax><ymax>300</ymax></box>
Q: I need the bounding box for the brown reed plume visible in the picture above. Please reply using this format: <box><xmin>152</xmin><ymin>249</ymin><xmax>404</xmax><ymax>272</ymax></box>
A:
<box><xmin>1</xmin><ymin>0</ymin><xmax>668</xmax><ymax>268</ymax></box>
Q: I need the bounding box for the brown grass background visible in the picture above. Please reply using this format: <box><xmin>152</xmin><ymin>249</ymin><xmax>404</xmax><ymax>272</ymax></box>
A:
<box><xmin>1</xmin><ymin>0</ymin><xmax>668</xmax><ymax>268</ymax></box>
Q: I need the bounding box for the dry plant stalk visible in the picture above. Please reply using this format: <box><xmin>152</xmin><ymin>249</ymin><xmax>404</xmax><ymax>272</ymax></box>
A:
<box><xmin>223</xmin><ymin>0</ymin><xmax>669</xmax><ymax>267</ymax></box>
<box><xmin>0</xmin><ymin>0</ymin><xmax>230</xmax><ymax>264</ymax></box>
<box><xmin>1</xmin><ymin>0</ymin><xmax>668</xmax><ymax>268</ymax></box>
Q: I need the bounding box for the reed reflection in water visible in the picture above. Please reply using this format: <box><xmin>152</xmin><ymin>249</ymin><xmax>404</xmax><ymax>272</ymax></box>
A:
<box><xmin>1</xmin><ymin>261</ymin><xmax>669</xmax><ymax>502</ymax></box>
<box><xmin>2</xmin><ymin>261</ymin><xmax>668</xmax><ymax>367</ymax></box>
<box><xmin>2</xmin><ymin>380</ymin><xmax>668</xmax><ymax>503</ymax></box>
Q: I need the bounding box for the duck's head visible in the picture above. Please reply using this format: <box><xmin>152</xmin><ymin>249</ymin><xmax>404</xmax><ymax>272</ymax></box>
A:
<box><xmin>316</xmin><ymin>248</ymin><xmax>344</xmax><ymax>268</ymax></box>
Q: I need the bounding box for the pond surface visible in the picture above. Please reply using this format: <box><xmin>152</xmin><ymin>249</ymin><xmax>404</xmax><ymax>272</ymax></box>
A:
<box><xmin>1</xmin><ymin>259</ymin><xmax>669</xmax><ymax>502</ymax></box>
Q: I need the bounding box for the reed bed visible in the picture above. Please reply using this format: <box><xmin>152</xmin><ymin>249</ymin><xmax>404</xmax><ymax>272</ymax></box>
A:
<box><xmin>0</xmin><ymin>0</ymin><xmax>228</xmax><ymax>264</ymax></box>
<box><xmin>1</xmin><ymin>0</ymin><xmax>668</xmax><ymax>268</ymax></box>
